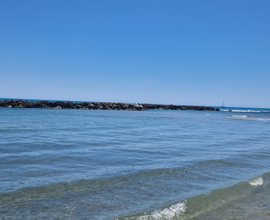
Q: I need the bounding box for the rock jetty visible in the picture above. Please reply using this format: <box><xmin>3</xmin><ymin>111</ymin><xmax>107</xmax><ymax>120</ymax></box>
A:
<box><xmin>0</xmin><ymin>100</ymin><xmax>219</xmax><ymax>111</ymax></box>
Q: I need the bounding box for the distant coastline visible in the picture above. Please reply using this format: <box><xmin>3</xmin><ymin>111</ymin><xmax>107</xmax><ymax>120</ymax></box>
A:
<box><xmin>0</xmin><ymin>99</ymin><xmax>219</xmax><ymax>111</ymax></box>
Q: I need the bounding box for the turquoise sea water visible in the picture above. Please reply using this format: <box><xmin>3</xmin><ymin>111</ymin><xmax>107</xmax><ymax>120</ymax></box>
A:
<box><xmin>0</xmin><ymin>104</ymin><xmax>270</xmax><ymax>219</ymax></box>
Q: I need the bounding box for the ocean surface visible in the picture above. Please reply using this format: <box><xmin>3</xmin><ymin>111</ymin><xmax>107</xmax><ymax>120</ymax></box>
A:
<box><xmin>0</xmin><ymin>103</ymin><xmax>270</xmax><ymax>219</ymax></box>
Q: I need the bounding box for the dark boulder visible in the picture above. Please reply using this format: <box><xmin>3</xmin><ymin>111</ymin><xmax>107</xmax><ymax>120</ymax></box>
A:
<box><xmin>0</xmin><ymin>100</ymin><xmax>220</xmax><ymax>111</ymax></box>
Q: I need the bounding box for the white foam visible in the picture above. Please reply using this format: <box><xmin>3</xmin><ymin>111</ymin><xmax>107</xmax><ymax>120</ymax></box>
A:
<box><xmin>248</xmin><ymin>176</ymin><xmax>264</xmax><ymax>186</ymax></box>
<box><xmin>221</xmin><ymin>110</ymin><xmax>270</xmax><ymax>113</ymax></box>
<box><xmin>137</xmin><ymin>201</ymin><xmax>186</xmax><ymax>220</ymax></box>
<box><xmin>229</xmin><ymin>116</ymin><xmax>270</xmax><ymax>121</ymax></box>
<box><xmin>232</xmin><ymin>115</ymin><xmax>248</xmax><ymax>118</ymax></box>
<box><xmin>231</xmin><ymin>110</ymin><xmax>257</xmax><ymax>113</ymax></box>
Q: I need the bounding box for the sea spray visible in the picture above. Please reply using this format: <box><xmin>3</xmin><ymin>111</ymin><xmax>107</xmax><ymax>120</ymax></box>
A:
<box><xmin>115</xmin><ymin>201</ymin><xmax>186</xmax><ymax>220</ymax></box>
<box><xmin>248</xmin><ymin>176</ymin><xmax>264</xmax><ymax>186</ymax></box>
<box><xmin>139</xmin><ymin>201</ymin><xmax>186</xmax><ymax>220</ymax></box>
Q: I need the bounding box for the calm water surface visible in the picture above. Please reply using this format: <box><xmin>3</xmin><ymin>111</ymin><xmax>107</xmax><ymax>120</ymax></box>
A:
<box><xmin>0</xmin><ymin>108</ymin><xmax>270</xmax><ymax>219</ymax></box>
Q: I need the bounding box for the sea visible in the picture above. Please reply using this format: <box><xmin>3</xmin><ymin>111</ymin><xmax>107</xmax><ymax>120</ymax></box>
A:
<box><xmin>0</xmin><ymin>100</ymin><xmax>270</xmax><ymax>219</ymax></box>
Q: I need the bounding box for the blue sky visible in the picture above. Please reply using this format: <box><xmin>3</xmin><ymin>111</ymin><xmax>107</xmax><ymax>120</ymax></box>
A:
<box><xmin>0</xmin><ymin>0</ymin><xmax>269</xmax><ymax>107</ymax></box>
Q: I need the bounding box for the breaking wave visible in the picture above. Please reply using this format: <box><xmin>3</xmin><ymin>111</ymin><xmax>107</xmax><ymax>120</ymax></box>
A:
<box><xmin>222</xmin><ymin>110</ymin><xmax>270</xmax><ymax>113</ymax></box>
<box><xmin>138</xmin><ymin>202</ymin><xmax>186</xmax><ymax>220</ymax></box>
<box><xmin>119</xmin><ymin>174</ymin><xmax>269</xmax><ymax>220</ymax></box>
<box><xmin>248</xmin><ymin>176</ymin><xmax>264</xmax><ymax>186</ymax></box>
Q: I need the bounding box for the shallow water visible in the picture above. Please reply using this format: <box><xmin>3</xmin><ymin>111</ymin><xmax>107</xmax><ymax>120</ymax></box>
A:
<box><xmin>0</xmin><ymin>107</ymin><xmax>270</xmax><ymax>219</ymax></box>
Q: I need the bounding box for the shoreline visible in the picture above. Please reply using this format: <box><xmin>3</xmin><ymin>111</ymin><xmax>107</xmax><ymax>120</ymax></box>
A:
<box><xmin>0</xmin><ymin>99</ymin><xmax>219</xmax><ymax>111</ymax></box>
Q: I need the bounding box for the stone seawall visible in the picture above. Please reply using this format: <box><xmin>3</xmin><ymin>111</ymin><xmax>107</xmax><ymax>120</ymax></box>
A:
<box><xmin>0</xmin><ymin>100</ymin><xmax>220</xmax><ymax>111</ymax></box>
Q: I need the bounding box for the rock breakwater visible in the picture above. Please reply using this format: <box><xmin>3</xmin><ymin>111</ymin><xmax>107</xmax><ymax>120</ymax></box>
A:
<box><xmin>0</xmin><ymin>100</ymin><xmax>219</xmax><ymax>111</ymax></box>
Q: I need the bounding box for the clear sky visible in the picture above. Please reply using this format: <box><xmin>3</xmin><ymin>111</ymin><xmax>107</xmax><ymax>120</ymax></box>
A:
<box><xmin>0</xmin><ymin>0</ymin><xmax>269</xmax><ymax>107</ymax></box>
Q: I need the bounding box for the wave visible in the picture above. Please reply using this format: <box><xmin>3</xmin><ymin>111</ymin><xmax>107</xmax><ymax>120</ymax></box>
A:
<box><xmin>123</xmin><ymin>201</ymin><xmax>187</xmax><ymax>220</ymax></box>
<box><xmin>248</xmin><ymin>176</ymin><xmax>264</xmax><ymax>186</ymax></box>
<box><xmin>1</xmin><ymin>155</ymin><xmax>270</xmax><ymax>219</ymax></box>
<box><xmin>222</xmin><ymin>109</ymin><xmax>270</xmax><ymax>113</ymax></box>
<box><xmin>1</xmin><ymin>169</ymin><xmax>269</xmax><ymax>220</ymax></box>
<box><xmin>119</xmin><ymin>173</ymin><xmax>270</xmax><ymax>220</ymax></box>
<box><xmin>228</xmin><ymin>115</ymin><xmax>270</xmax><ymax>121</ymax></box>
